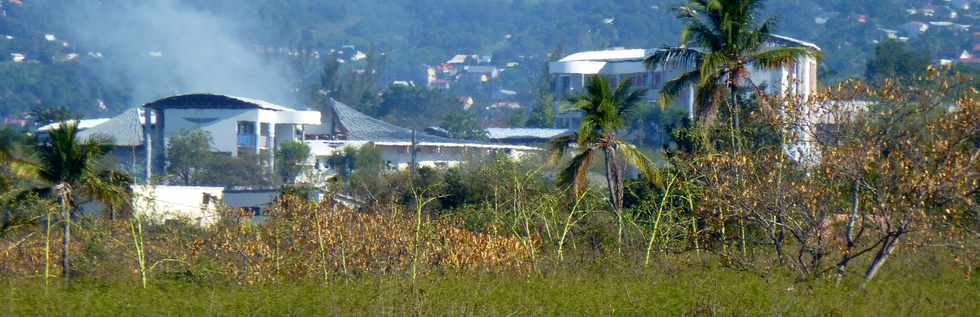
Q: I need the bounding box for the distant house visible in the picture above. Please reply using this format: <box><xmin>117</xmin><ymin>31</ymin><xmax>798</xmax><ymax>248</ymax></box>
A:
<box><xmin>2</xmin><ymin>116</ymin><xmax>27</xmax><ymax>128</ymax></box>
<box><xmin>951</xmin><ymin>0</ymin><xmax>971</xmax><ymax>11</ymax></box>
<box><xmin>488</xmin><ymin>101</ymin><xmax>522</xmax><ymax>110</ymax></box>
<box><xmin>462</xmin><ymin>65</ymin><xmax>500</xmax><ymax>82</ymax></box>
<box><xmin>898</xmin><ymin>21</ymin><xmax>929</xmax><ymax>37</ymax></box>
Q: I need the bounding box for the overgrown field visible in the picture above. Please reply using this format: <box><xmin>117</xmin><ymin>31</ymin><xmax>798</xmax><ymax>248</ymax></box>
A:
<box><xmin>2</xmin><ymin>253</ymin><xmax>977</xmax><ymax>316</ymax></box>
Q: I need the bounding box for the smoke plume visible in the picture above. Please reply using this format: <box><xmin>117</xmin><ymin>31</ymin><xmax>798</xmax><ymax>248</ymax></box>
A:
<box><xmin>60</xmin><ymin>0</ymin><xmax>296</xmax><ymax>107</ymax></box>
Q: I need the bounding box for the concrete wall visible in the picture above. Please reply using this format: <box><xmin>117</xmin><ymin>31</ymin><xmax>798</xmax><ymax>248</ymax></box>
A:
<box><xmin>157</xmin><ymin>107</ymin><xmax>318</xmax><ymax>156</ymax></box>
<box><xmin>223</xmin><ymin>190</ymin><xmax>279</xmax><ymax>214</ymax></box>
<box><xmin>310</xmin><ymin>142</ymin><xmax>535</xmax><ymax>172</ymax></box>
<box><xmin>160</xmin><ymin>108</ymin><xmax>261</xmax><ymax>154</ymax></box>
<box><xmin>131</xmin><ymin>185</ymin><xmax>224</xmax><ymax>227</ymax></box>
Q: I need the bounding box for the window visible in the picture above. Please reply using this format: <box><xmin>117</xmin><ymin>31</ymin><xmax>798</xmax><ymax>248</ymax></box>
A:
<box><xmin>629</xmin><ymin>73</ymin><xmax>647</xmax><ymax>89</ymax></box>
<box><xmin>237</xmin><ymin>121</ymin><xmax>255</xmax><ymax>135</ymax></box>
<box><xmin>559</xmin><ymin>76</ymin><xmax>571</xmax><ymax>92</ymax></box>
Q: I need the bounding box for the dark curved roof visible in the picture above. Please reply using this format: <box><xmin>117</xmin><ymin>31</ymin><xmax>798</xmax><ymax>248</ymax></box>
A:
<box><xmin>143</xmin><ymin>94</ymin><xmax>297</xmax><ymax>111</ymax></box>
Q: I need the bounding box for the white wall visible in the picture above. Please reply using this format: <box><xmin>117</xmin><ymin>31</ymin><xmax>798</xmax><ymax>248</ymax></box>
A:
<box><xmin>131</xmin><ymin>185</ymin><xmax>224</xmax><ymax>227</ymax></box>
<box><xmin>161</xmin><ymin>108</ymin><xmax>320</xmax><ymax>155</ymax></box>
<box><xmin>161</xmin><ymin>108</ymin><xmax>259</xmax><ymax>154</ymax></box>
<box><xmin>310</xmin><ymin>142</ymin><xmax>536</xmax><ymax>172</ymax></box>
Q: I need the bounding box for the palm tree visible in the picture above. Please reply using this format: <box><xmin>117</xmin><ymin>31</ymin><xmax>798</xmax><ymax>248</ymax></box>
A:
<box><xmin>550</xmin><ymin>77</ymin><xmax>660</xmax><ymax>246</ymax></box>
<box><xmin>646</xmin><ymin>0</ymin><xmax>821</xmax><ymax>130</ymax></box>
<box><xmin>36</xmin><ymin>123</ymin><xmax>122</xmax><ymax>280</ymax></box>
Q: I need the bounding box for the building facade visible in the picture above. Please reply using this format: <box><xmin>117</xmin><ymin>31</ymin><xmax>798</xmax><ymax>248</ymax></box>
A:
<box><xmin>142</xmin><ymin>94</ymin><xmax>321</xmax><ymax>179</ymax></box>
<box><xmin>549</xmin><ymin>34</ymin><xmax>821</xmax><ymax>128</ymax></box>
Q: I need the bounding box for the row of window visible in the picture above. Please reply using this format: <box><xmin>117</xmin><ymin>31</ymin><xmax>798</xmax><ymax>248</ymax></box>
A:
<box><xmin>236</xmin><ymin>121</ymin><xmax>272</xmax><ymax>136</ymax></box>
<box><xmin>556</xmin><ymin>72</ymin><xmax>667</xmax><ymax>95</ymax></box>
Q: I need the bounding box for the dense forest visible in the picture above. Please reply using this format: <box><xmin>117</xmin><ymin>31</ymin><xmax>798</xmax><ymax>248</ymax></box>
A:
<box><xmin>0</xmin><ymin>0</ymin><xmax>977</xmax><ymax>121</ymax></box>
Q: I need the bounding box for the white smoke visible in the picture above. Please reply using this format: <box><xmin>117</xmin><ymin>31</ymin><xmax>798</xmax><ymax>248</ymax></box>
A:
<box><xmin>61</xmin><ymin>0</ymin><xmax>296</xmax><ymax>106</ymax></box>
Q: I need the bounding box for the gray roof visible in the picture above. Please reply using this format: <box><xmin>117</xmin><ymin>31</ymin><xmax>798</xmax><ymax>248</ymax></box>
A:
<box><xmin>329</xmin><ymin>99</ymin><xmax>459</xmax><ymax>143</ymax></box>
<box><xmin>486</xmin><ymin>128</ymin><xmax>573</xmax><ymax>140</ymax></box>
<box><xmin>78</xmin><ymin>107</ymin><xmax>145</xmax><ymax>147</ymax></box>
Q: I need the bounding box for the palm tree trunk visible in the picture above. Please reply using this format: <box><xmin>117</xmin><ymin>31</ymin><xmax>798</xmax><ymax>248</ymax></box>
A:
<box><xmin>602</xmin><ymin>146</ymin><xmax>625</xmax><ymax>251</ymax></box>
<box><xmin>729</xmin><ymin>81</ymin><xmax>742</xmax><ymax>154</ymax></box>
<box><xmin>602</xmin><ymin>147</ymin><xmax>619</xmax><ymax>212</ymax></box>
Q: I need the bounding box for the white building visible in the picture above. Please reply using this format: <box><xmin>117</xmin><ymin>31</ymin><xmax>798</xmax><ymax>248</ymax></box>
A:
<box><xmin>307</xmin><ymin>99</ymin><xmax>539</xmax><ymax>172</ymax></box>
<box><xmin>79</xmin><ymin>185</ymin><xmax>223</xmax><ymax>227</ymax></box>
<box><xmin>549</xmin><ymin>34</ymin><xmax>821</xmax><ymax>128</ymax></box>
<box><xmin>142</xmin><ymin>94</ymin><xmax>321</xmax><ymax>179</ymax></box>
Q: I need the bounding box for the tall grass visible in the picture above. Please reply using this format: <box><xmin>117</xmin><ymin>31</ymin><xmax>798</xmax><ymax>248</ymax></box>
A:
<box><xmin>2</xmin><ymin>253</ymin><xmax>976</xmax><ymax>316</ymax></box>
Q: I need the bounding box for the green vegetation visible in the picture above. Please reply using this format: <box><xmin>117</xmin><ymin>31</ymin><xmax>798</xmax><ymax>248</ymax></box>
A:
<box><xmin>550</xmin><ymin>77</ymin><xmax>658</xmax><ymax>249</ymax></box>
<box><xmin>0</xmin><ymin>1</ymin><xmax>977</xmax><ymax>315</ymax></box>
<box><xmin>163</xmin><ymin>129</ymin><xmax>275</xmax><ymax>187</ymax></box>
<box><xmin>275</xmin><ymin>141</ymin><xmax>311</xmax><ymax>184</ymax></box>
<box><xmin>2</xmin><ymin>255</ymin><xmax>977</xmax><ymax>316</ymax></box>
<box><xmin>866</xmin><ymin>40</ymin><xmax>931</xmax><ymax>84</ymax></box>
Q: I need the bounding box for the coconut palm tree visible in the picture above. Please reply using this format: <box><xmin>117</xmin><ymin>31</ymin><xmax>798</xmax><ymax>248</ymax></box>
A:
<box><xmin>646</xmin><ymin>0</ymin><xmax>821</xmax><ymax>130</ymax></box>
<box><xmin>36</xmin><ymin>122</ymin><xmax>122</xmax><ymax>280</ymax></box>
<box><xmin>550</xmin><ymin>77</ymin><xmax>660</xmax><ymax>246</ymax></box>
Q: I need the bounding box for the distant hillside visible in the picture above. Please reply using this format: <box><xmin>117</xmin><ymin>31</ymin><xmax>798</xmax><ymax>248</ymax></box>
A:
<box><xmin>0</xmin><ymin>0</ymin><xmax>976</xmax><ymax>118</ymax></box>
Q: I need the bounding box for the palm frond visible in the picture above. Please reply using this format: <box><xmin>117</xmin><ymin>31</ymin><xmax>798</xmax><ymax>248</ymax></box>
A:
<box><xmin>693</xmin><ymin>72</ymin><xmax>725</xmax><ymax>126</ymax></box>
<box><xmin>577</xmin><ymin>117</ymin><xmax>599</xmax><ymax>147</ymax></box>
<box><xmin>618</xmin><ymin>142</ymin><xmax>663</xmax><ymax>189</ymax></box>
<box><xmin>751</xmin><ymin>47</ymin><xmax>822</xmax><ymax>70</ymax></box>
<box><xmin>699</xmin><ymin>52</ymin><xmax>730</xmax><ymax>83</ymax></box>
<box><xmin>557</xmin><ymin>148</ymin><xmax>595</xmax><ymax>196</ymax></box>
<box><xmin>547</xmin><ymin>134</ymin><xmax>578</xmax><ymax>164</ymax></box>
<box><xmin>682</xmin><ymin>17</ymin><xmax>724</xmax><ymax>51</ymax></box>
<box><xmin>659</xmin><ymin>70</ymin><xmax>700</xmax><ymax>110</ymax></box>
<box><xmin>645</xmin><ymin>47</ymin><xmax>704</xmax><ymax>70</ymax></box>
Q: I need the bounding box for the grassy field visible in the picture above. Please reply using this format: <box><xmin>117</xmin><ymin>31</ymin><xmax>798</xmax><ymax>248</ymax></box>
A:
<box><xmin>3</xmin><ymin>255</ymin><xmax>977</xmax><ymax>316</ymax></box>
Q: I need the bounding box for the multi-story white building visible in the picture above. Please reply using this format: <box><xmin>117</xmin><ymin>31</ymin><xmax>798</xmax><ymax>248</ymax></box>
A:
<box><xmin>142</xmin><ymin>94</ymin><xmax>322</xmax><ymax>179</ymax></box>
<box><xmin>549</xmin><ymin>34</ymin><xmax>821</xmax><ymax>128</ymax></box>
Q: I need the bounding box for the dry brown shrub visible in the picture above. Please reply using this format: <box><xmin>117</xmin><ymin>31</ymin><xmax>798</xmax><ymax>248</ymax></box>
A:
<box><xmin>191</xmin><ymin>195</ymin><xmax>534</xmax><ymax>284</ymax></box>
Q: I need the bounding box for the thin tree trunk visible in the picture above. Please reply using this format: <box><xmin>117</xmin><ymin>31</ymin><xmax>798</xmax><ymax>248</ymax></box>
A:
<box><xmin>863</xmin><ymin>233</ymin><xmax>900</xmax><ymax>287</ymax></box>
<box><xmin>60</xmin><ymin>189</ymin><xmax>70</xmax><ymax>282</ymax></box>
<box><xmin>774</xmin><ymin>215</ymin><xmax>786</xmax><ymax>263</ymax></box>
<box><xmin>836</xmin><ymin>182</ymin><xmax>861</xmax><ymax>286</ymax></box>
